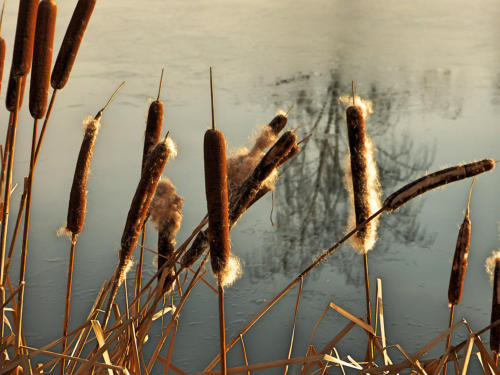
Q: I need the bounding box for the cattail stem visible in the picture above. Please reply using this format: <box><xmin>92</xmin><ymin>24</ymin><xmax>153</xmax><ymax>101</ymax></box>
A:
<box><xmin>3</xmin><ymin>178</ymin><xmax>28</xmax><ymax>284</ymax></box>
<box><xmin>134</xmin><ymin>221</ymin><xmax>147</xmax><ymax>320</ymax></box>
<box><xmin>34</xmin><ymin>88</ymin><xmax>57</xmax><ymax>165</ymax></box>
<box><xmin>363</xmin><ymin>252</ymin><xmax>374</xmax><ymax>364</ymax></box>
<box><xmin>218</xmin><ymin>281</ymin><xmax>227</xmax><ymax>375</ymax></box>
<box><xmin>15</xmin><ymin>112</ymin><xmax>37</xmax><ymax>354</ymax></box>
<box><xmin>0</xmin><ymin>77</ymin><xmax>22</xmax><ymax>339</ymax></box>
<box><xmin>443</xmin><ymin>304</ymin><xmax>455</xmax><ymax>375</ymax></box>
<box><xmin>61</xmin><ymin>233</ymin><xmax>77</xmax><ymax>375</ymax></box>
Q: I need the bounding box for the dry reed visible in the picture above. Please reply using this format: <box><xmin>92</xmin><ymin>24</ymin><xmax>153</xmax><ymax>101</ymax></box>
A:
<box><xmin>0</xmin><ymin>0</ymin><xmax>6</xmax><ymax>95</ymax></box>
<box><xmin>383</xmin><ymin>159</ymin><xmax>495</xmax><ymax>212</ymax></box>
<box><xmin>51</xmin><ymin>0</ymin><xmax>97</xmax><ymax>90</ymax></box>
<box><xmin>29</xmin><ymin>0</ymin><xmax>57</xmax><ymax>120</ymax></box>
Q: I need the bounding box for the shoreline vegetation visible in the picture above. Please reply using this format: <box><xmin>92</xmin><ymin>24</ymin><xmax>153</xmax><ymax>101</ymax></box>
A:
<box><xmin>0</xmin><ymin>1</ymin><xmax>498</xmax><ymax>374</ymax></box>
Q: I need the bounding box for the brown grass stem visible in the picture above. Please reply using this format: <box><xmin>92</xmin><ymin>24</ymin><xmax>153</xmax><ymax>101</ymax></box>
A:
<box><xmin>163</xmin><ymin>319</ymin><xmax>178</xmax><ymax>375</ymax></box>
<box><xmin>219</xmin><ymin>281</ymin><xmax>227</xmax><ymax>375</ymax></box>
<box><xmin>0</xmin><ymin>77</ymin><xmax>22</xmax><ymax>339</ymax></box>
<box><xmin>16</xmin><ymin>112</ymin><xmax>40</xmax><ymax>357</ymax></box>
<box><xmin>134</xmin><ymin>221</ymin><xmax>147</xmax><ymax>321</ymax></box>
<box><xmin>33</xmin><ymin>88</ymin><xmax>57</xmax><ymax>165</ymax></box>
<box><xmin>3</xmin><ymin>178</ymin><xmax>28</xmax><ymax>283</ymax></box>
<box><xmin>363</xmin><ymin>252</ymin><xmax>374</xmax><ymax>364</ymax></box>
<box><xmin>443</xmin><ymin>304</ymin><xmax>455</xmax><ymax>375</ymax></box>
<box><xmin>283</xmin><ymin>276</ymin><xmax>303</xmax><ymax>375</ymax></box>
<box><xmin>203</xmin><ymin>207</ymin><xmax>386</xmax><ymax>372</ymax></box>
<box><xmin>61</xmin><ymin>233</ymin><xmax>77</xmax><ymax>375</ymax></box>
<box><xmin>210</xmin><ymin>67</ymin><xmax>215</xmax><ymax>130</ymax></box>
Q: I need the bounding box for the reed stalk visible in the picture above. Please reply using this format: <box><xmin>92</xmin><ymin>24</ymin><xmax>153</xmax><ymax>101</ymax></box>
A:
<box><xmin>491</xmin><ymin>257</ymin><xmax>500</xmax><ymax>358</ymax></box>
<box><xmin>0</xmin><ymin>78</ymin><xmax>22</xmax><ymax>341</ymax></box>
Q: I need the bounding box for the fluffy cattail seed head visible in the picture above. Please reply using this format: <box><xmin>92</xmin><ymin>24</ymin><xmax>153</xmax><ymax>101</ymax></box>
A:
<box><xmin>345</xmin><ymin>105</ymin><xmax>380</xmax><ymax>254</ymax></box>
<box><xmin>29</xmin><ymin>0</ymin><xmax>57</xmax><ymax>119</ymax></box>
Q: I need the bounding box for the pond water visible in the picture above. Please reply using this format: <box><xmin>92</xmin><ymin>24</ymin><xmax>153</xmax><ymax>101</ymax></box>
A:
<box><xmin>1</xmin><ymin>0</ymin><xmax>500</xmax><ymax>373</ymax></box>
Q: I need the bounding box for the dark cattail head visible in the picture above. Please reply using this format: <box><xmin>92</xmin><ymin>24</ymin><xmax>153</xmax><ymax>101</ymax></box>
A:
<box><xmin>448</xmin><ymin>181</ymin><xmax>474</xmax><ymax>306</ymax></box>
<box><xmin>204</xmin><ymin>128</ymin><xmax>231</xmax><ymax>278</ymax></box>
<box><xmin>51</xmin><ymin>0</ymin><xmax>97</xmax><ymax>90</ymax></box>
<box><xmin>487</xmin><ymin>253</ymin><xmax>500</xmax><ymax>354</ymax></box>
<box><xmin>58</xmin><ymin>116</ymin><xmax>100</xmax><ymax>238</ymax></box>
<box><xmin>118</xmin><ymin>136</ymin><xmax>176</xmax><ymax>284</ymax></box>
<box><xmin>10</xmin><ymin>0</ymin><xmax>38</xmax><ymax>78</ymax></box>
<box><xmin>345</xmin><ymin>104</ymin><xmax>381</xmax><ymax>254</ymax></box>
<box><xmin>384</xmin><ymin>159</ymin><xmax>496</xmax><ymax>212</ymax></box>
<box><xmin>6</xmin><ymin>72</ymin><xmax>27</xmax><ymax>112</ymax></box>
<box><xmin>142</xmin><ymin>70</ymin><xmax>165</xmax><ymax>172</ymax></box>
<box><xmin>29</xmin><ymin>0</ymin><xmax>57</xmax><ymax>119</ymax></box>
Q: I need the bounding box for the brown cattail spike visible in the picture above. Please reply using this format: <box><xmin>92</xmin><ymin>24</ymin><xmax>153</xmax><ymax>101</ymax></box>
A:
<box><xmin>384</xmin><ymin>159</ymin><xmax>495</xmax><ymax>212</ymax></box>
<box><xmin>447</xmin><ymin>179</ymin><xmax>474</xmax><ymax>306</ymax></box>
<box><xmin>142</xmin><ymin>71</ymin><xmax>164</xmax><ymax>171</ymax></box>
<box><xmin>6</xmin><ymin>73</ymin><xmax>27</xmax><ymax>112</ymax></box>
<box><xmin>204</xmin><ymin>129</ymin><xmax>230</xmax><ymax>276</ymax></box>
<box><xmin>118</xmin><ymin>137</ymin><xmax>175</xmax><ymax>283</ymax></box>
<box><xmin>491</xmin><ymin>257</ymin><xmax>500</xmax><ymax>355</ymax></box>
<box><xmin>51</xmin><ymin>0</ymin><xmax>97</xmax><ymax>90</ymax></box>
<box><xmin>63</xmin><ymin>82</ymin><xmax>124</xmax><ymax>237</ymax></box>
<box><xmin>29</xmin><ymin>0</ymin><xmax>57</xmax><ymax>119</ymax></box>
<box><xmin>10</xmin><ymin>0</ymin><xmax>38</xmax><ymax>77</ymax></box>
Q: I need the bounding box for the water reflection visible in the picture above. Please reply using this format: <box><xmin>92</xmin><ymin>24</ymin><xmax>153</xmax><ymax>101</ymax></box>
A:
<box><xmin>247</xmin><ymin>71</ymin><xmax>438</xmax><ymax>286</ymax></box>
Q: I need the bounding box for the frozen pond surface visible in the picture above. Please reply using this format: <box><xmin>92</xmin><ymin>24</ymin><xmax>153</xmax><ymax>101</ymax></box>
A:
<box><xmin>0</xmin><ymin>0</ymin><xmax>499</xmax><ymax>373</ymax></box>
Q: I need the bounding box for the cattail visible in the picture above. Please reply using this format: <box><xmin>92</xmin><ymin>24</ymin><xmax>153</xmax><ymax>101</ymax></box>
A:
<box><xmin>447</xmin><ymin>181</ymin><xmax>474</xmax><ymax>306</ymax></box>
<box><xmin>345</xmin><ymin>104</ymin><xmax>380</xmax><ymax>253</ymax></box>
<box><xmin>384</xmin><ymin>159</ymin><xmax>495</xmax><ymax>212</ymax></box>
<box><xmin>491</xmin><ymin>256</ymin><xmax>500</xmax><ymax>355</ymax></box>
<box><xmin>29</xmin><ymin>0</ymin><xmax>57</xmax><ymax>119</ymax></box>
<box><xmin>62</xmin><ymin>117</ymin><xmax>100</xmax><ymax>236</ymax></box>
<box><xmin>150</xmin><ymin>178</ymin><xmax>183</xmax><ymax>290</ymax></box>
<box><xmin>51</xmin><ymin>0</ymin><xmax>97</xmax><ymax>90</ymax></box>
<box><xmin>204</xmin><ymin>128</ymin><xmax>231</xmax><ymax>277</ymax></box>
<box><xmin>227</xmin><ymin>110</ymin><xmax>289</xmax><ymax>192</ymax></box>
<box><xmin>0</xmin><ymin>1</ymin><xmax>6</xmax><ymax>94</ymax></box>
<box><xmin>10</xmin><ymin>0</ymin><xmax>38</xmax><ymax>78</ymax></box>
<box><xmin>142</xmin><ymin>69</ymin><xmax>165</xmax><ymax>172</ymax></box>
<box><xmin>118</xmin><ymin>136</ymin><xmax>176</xmax><ymax>283</ymax></box>
<box><xmin>229</xmin><ymin>130</ymin><xmax>296</xmax><ymax>226</ymax></box>
<box><xmin>180</xmin><ymin>134</ymin><xmax>298</xmax><ymax>279</ymax></box>
<box><xmin>58</xmin><ymin>83</ymin><xmax>124</xmax><ymax>238</ymax></box>
<box><xmin>6</xmin><ymin>74</ymin><xmax>27</xmax><ymax>111</ymax></box>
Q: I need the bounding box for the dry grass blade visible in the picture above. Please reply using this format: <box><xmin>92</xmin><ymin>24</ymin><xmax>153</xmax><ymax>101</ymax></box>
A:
<box><xmin>460</xmin><ymin>337</ymin><xmax>475</xmax><ymax>375</ymax></box>
<box><xmin>90</xmin><ymin>320</ymin><xmax>114</xmax><ymax>375</ymax></box>
<box><xmin>162</xmin><ymin>319</ymin><xmax>178</xmax><ymax>375</ymax></box>
<box><xmin>375</xmin><ymin>278</ymin><xmax>392</xmax><ymax>366</ymax></box>
<box><xmin>239</xmin><ymin>334</ymin><xmax>250</xmax><ymax>375</ymax></box>
<box><xmin>328</xmin><ymin>302</ymin><xmax>375</xmax><ymax>336</ymax></box>
<box><xmin>283</xmin><ymin>277</ymin><xmax>303</xmax><ymax>375</ymax></box>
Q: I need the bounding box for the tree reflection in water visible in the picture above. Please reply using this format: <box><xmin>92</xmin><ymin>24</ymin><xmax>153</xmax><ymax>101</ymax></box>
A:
<box><xmin>247</xmin><ymin>71</ymin><xmax>437</xmax><ymax>286</ymax></box>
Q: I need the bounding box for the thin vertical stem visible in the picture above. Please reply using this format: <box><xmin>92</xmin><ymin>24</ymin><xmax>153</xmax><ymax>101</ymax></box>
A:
<box><xmin>134</xmin><ymin>221</ymin><xmax>147</xmax><ymax>321</ymax></box>
<box><xmin>218</xmin><ymin>281</ymin><xmax>227</xmax><ymax>375</ymax></box>
<box><xmin>1</xmin><ymin>77</ymin><xmax>23</xmax><ymax>339</ymax></box>
<box><xmin>210</xmin><ymin>67</ymin><xmax>215</xmax><ymax>130</ymax></box>
<box><xmin>34</xmin><ymin>89</ymin><xmax>58</xmax><ymax>165</ymax></box>
<box><xmin>443</xmin><ymin>304</ymin><xmax>455</xmax><ymax>375</ymax></box>
<box><xmin>363</xmin><ymin>252</ymin><xmax>373</xmax><ymax>364</ymax></box>
<box><xmin>61</xmin><ymin>234</ymin><xmax>77</xmax><ymax>375</ymax></box>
